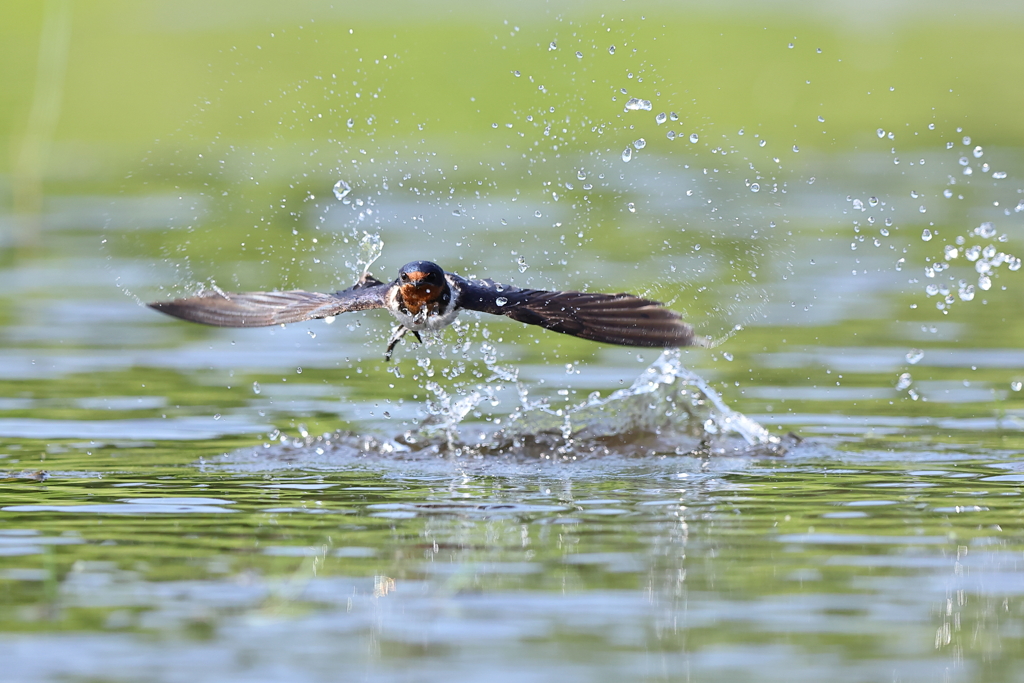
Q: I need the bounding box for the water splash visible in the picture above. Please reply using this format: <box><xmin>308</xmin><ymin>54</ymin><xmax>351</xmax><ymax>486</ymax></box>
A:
<box><xmin>355</xmin><ymin>232</ymin><xmax>384</xmax><ymax>276</ymax></box>
<box><xmin>433</xmin><ymin>350</ymin><xmax>780</xmax><ymax>458</ymax></box>
<box><xmin>418</xmin><ymin>381</ymin><xmax>488</xmax><ymax>452</ymax></box>
<box><xmin>248</xmin><ymin>351</ymin><xmax>784</xmax><ymax>463</ymax></box>
<box><xmin>332</xmin><ymin>179</ymin><xmax>352</xmax><ymax>200</ymax></box>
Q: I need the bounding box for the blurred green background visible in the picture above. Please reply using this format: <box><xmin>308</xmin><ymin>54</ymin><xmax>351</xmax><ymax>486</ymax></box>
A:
<box><xmin>5</xmin><ymin>0</ymin><xmax>1024</xmax><ymax>212</ymax></box>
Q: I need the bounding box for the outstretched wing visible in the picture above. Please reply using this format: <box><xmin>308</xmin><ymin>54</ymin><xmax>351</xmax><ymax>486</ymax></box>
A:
<box><xmin>456</xmin><ymin>277</ymin><xmax>705</xmax><ymax>348</ymax></box>
<box><xmin>148</xmin><ymin>273</ymin><xmax>389</xmax><ymax>328</ymax></box>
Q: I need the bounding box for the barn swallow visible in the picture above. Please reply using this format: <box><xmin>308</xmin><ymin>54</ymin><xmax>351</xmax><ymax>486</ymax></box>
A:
<box><xmin>148</xmin><ymin>261</ymin><xmax>707</xmax><ymax>360</ymax></box>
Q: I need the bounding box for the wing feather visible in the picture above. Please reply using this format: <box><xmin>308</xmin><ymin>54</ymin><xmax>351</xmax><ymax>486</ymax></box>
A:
<box><xmin>456</xmin><ymin>277</ymin><xmax>705</xmax><ymax>348</ymax></box>
<box><xmin>148</xmin><ymin>275</ymin><xmax>388</xmax><ymax>328</ymax></box>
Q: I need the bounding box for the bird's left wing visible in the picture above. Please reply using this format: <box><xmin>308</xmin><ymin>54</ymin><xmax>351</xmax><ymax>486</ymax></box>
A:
<box><xmin>455</xmin><ymin>276</ymin><xmax>706</xmax><ymax>348</ymax></box>
<box><xmin>148</xmin><ymin>273</ymin><xmax>389</xmax><ymax>328</ymax></box>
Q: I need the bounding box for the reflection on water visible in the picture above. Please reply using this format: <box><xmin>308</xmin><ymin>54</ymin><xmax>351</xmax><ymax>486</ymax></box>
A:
<box><xmin>1</xmin><ymin>455</ymin><xmax>1023</xmax><ymax>682</ymax></box>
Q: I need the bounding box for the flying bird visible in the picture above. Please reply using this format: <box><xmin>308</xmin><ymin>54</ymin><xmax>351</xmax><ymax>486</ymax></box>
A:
<box><xmin>148</xmin><ymin>261</ymin><xmax>706</xmax><ymax>360</ymax></box>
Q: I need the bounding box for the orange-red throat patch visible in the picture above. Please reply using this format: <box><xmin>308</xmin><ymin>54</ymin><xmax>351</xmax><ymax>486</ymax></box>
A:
<box><xmin>400</xmin><ymin>279</ymin><xmax>441</xmax><ymax>315</ymax></box>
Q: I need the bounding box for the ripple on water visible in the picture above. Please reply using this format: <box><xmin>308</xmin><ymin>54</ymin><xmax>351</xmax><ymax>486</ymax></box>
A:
<box><xmin>3</xmin><ymin>498</ymin><xmax>237</xmax><ymax>514</ymax></box>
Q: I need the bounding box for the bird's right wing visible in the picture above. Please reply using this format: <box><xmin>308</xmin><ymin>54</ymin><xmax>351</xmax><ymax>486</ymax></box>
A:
<box><xmin>147</xmin><ymin>273</ymin><xmax>389</xmax><ymax>328</ymax></box>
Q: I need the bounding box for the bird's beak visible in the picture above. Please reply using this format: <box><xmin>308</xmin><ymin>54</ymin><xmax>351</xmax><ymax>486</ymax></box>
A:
<box><xmin>404</xmin><ymin>271</ymin><xmax>432</xmax><ymax>290</ymax></box>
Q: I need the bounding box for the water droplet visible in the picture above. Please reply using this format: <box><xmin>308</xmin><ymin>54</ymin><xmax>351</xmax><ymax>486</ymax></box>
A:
<box><xmin>346</xmin><ymin>118</ymin><xmax>354</xmax><ymax>128</ymax></box>
<box><xmin>973</xmin><ymin>145</ymin><xmax>983</xmax><ymax>158</ymax></box>
<box><xmin>534</xmin><ymin>210</ymin><xmax>542</xmax><ymax>218</ymax></box>
<box><xmin>723</xmin><ymin>352</ymin><xmax>734</xmax><ymax>361</ymax></box>
<box><xmin>921</xmin><ymin>229</ymin><xmax>933</xmax><ymax>242</ymax></box>
<box><xmin>1013</xmin><ymin>381</ymin><xmax>1022</xmax><ymax>392</ymax></box>
<box><xmin>880</xmin><ymin>228</ymin><xmax>889</xmax><ymax>237</ymax></box>
<box><xmin>906</xmin><ymin>349</ymin><xmax>924</xmax><ymax>365</ymax></box>
<box><xmin>656</xmin><ymin>112</ymin><xmax>667</xmax><ymax>124</ymax></box>
<box><xmin>978</xmin><ymin>275</ymin><xmax>992</xmax><ymax>291</ymax></box>
<box><xmin>925</xmin><ymin>284</ymin><xmax>939</xmax><ymax>296</ymax></box>
<box><xmin>976</xmin><ymin>222</ymin><xmax>997</xmax><ymax>238</ymax></box>
<box><xmin>253</xmin><ymin>381</ymin><xmax>262</xmax><ymax>394</ymax></box>
<box><xmin>895</xmin><ymin>257</ymin><xmax>904</xmax><ymax>271</ymax></box>
<box><xmin>852</xmin><ymin>198</ymin><xmax>864</xmax><ymax>211</ymax></box>
<box><xmin>666</xmin><ymin>130</ymin><xmax>676</xmax><ymax>140</ymax></box>
<box><xmin>1008</xmin><ymin>257</ymin><xmax>1021</xmax><ymax>272</ymax></box>
<box><xmin>670</xmin><ymin>112</ymin><xmax>679</xmax><ymax>121</ymax></box>
<box><xmin>817</xmin><ymin>115</ymin><xmax>825</xmax><ymax>123</ymax></box>
<box><xmin>877</xmin><ymin>128</ymin><xmax>886</xmax><ymax>138</ymax></box>
<box><xmin>517</xmin><ymin>256</ymin><xmax>529</xmax><ymax>273</ymax></box>
<box><xmin>627</xmin><ymin>202</ymin><xmax>636</xmax><ymax>213</ymax></box>
<box><xmin>621</xmin><ymin>147</ymin><xmax>633</xmax><ymax>162</ymax></box>
<box><xmin>959</xmin><ymin>283</ymin><xmax>975</xmax><ymax>301</ymax></box>
<box><xmin>868</xmin><ymin>197</ymin><xmax>879</xmax><ymax>207</ymax></box>
<box><xmin>549</xmin><ymin>40</ymin><xmax>557</xmax><ymax>51</ymax></box>
<box><xmin>577</xmin><ymin>169</ymin><xmax>586</xmax><ymax>180</ymax></box>
<box><xmin>583</xmin><ymin>183</ymin><xmax>592</xmax><ymax>190</ymax></box>
<box><xmin>633</xmin><ymin>138</ymin><xmax>646</xmax><ymax>150</ymax></box>
<box><xmin>962</xmin><ymin>135</ymin><xmax>971</xmax><ymax>145</ymax></box>
<box><xmin>919</xmin><ymin>205</ymin><xmax>927</xmax><ymax>213</ymax></box>
<box><xmin>993</xmin><ymin>171</ymin><xmax>1007</xmax><ymax>179</ymax></box>
<box><xmin>689</xmin><ymin>133</ymin><xmax>699</xmax><ymax>143</ymax></box>
<box><xmin>624</xmin><ymin>97</ymin><xmax>652</xmax><ymax>111</ymax></box>
<box><xmin>750</xmin><ymin>183</ymin><xmax>760</xmax><ymax>193</ymax></box>
<box><xmin>792</xmin><ymin>145</ymin><xmax>799</xmax><ymax>153</ymax></box>
<box><xmin>758</xmin><ymin>139</ymin><xmax>766</xmax><ymax>147</ymax></box>
<box><xmin>333</xmin><ymin>180</ymin><xmax>352</xmax><ymax>200</ymax></box>
<box><xmin>608</xmin><ymin>45</ymin><xmax>616</xmax><ymax>54</ymax></box>
<box><xmin>944</xmin><ymin>245</ymin><xmax>959</xmax><ymax>260</ymax></box>
<box><xmin>513</xmin><ymin>70</ymin><xmax>521</xmax><ymax>77</ymax></box>
<box><xmin>946</xmin><ymin>141</ymin><xmax>954</xmax><ymax>149</ymax></box>
<box><xmin>896</xmin><ymin>372</ymin><xmax>912</xmax><ymax>390</ymax></box>
<box><xmin>496</xmin><ymin>296</ymin><xmax>508</xmax><ymax>307</ymax></box>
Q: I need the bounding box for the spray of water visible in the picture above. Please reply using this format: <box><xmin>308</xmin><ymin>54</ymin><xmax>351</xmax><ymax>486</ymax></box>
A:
<box><xmin>258</xmin><ymin>349</ymin><xmax>785</xmax><ymax>462</ymax></box>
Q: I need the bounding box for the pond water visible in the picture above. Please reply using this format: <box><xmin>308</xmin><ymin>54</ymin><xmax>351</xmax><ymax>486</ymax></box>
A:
<box><xmin>2</xmin><ymin>3</ymin><xmax>1024</xmax><ymax>682</ymax></box>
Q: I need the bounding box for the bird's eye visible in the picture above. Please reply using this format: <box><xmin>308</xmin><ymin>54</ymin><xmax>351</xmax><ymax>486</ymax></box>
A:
<box><xmin>400</xmin><ymin>273</ymin><xmax>409</xmax><ymax>282</ymax></box>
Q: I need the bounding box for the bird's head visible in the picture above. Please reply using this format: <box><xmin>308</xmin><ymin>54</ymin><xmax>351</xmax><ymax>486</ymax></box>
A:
<box><xmin>397</xmin><ymin>261</ymin><xmax>446</xmax><ymax>308</ymax></box>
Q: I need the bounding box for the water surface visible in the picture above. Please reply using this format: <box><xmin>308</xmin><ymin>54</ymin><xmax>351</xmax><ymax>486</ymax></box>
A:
<box><xmin>3</xmin><ymin>2</ymin><xmax>1024</xmax><ymax>681</ymax></box>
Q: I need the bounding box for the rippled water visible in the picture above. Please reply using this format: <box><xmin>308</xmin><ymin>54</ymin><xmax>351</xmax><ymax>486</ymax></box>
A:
<box><xmin>4</xmin><ymin>3</ymin><xmax>1024</xmax><ymax>682</ymax></box>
